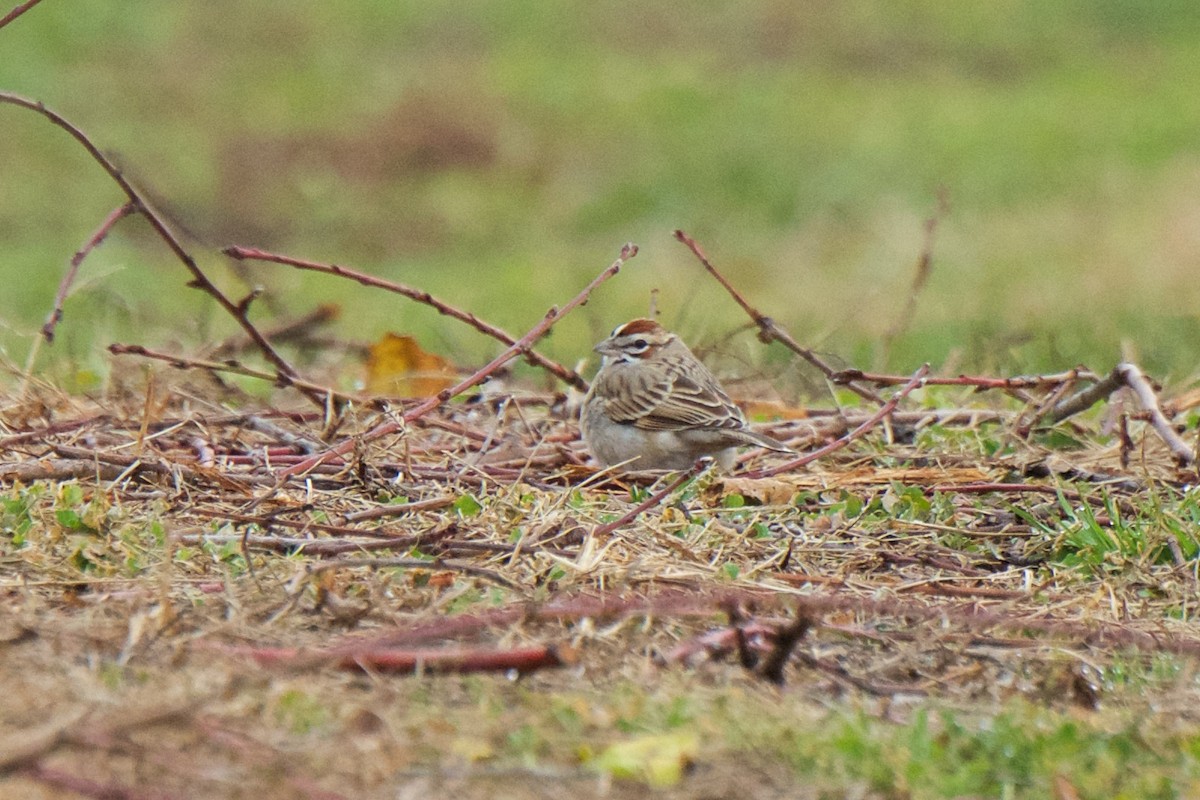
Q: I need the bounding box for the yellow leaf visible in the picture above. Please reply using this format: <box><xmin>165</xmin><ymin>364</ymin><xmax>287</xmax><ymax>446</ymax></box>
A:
<box><xmin>364</xmin><ymin>333</ymin><xmax>457</xmax><ymax>397</ymax></box>
<box><xmin>591</xmin><ymin>732</ymin><xmax>698</xmax><ymax>787</ymax></box>
<box><xmin>450</xmin><ymin>737</ymin><xmax>495</xmax><ymax>762</ymax></box>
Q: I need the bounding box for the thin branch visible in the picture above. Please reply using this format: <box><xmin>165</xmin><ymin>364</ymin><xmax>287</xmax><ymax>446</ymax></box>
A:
<box><xmin>593</xmin><ymin>460</ymin><xmax>707</xmax><ymax>537</ymax></box>
<box><xmin>20</xmin><ymin>764</ymin><xmax>179</xmax><ymax>800</ymax></box>
<box><xmin>880</xmin><ymin>191</ymin><xmax>948</xmax><ymax>360</ymax></box>
<box><xmin>277</xmin><ymin>243</ymin><xmax>637</xmax><ymax>478</ymax></box>
<box><xmin>0</xmin><ymin>92</ymin><xmax>321</xmax><ymax>405</ymax></box>
<box><xmin>42</xmin><ymin>202</ymin><xmax>137</xmax><ymax>342</ymax></box>
<box><xmin>305</xmin><ymin>556</ymin><xmax>518</xmax><ymax>590</ymax></box>
<box><xmin>835</xmin><ymin>367</ymin><xmax>1097</xmax><ymax>390</ymax></box>
<box><xmin>225</xmin><ymin>246</ymin><xmax>589</xmax><ymax>392</ymax></box>
<box><xmin>751</xmin><ymin>364</ymin><xmax>930</xmax><ymax>477</ymax></box>
<box><xmin>673</xmin><ymin>229</ymin><xmax>883</xmax><ymax>405</ymax></box>
<box><xmin>213</xmin><ymin>642</ymin><xmax>571</xmax><ymax>676</ymax></box>
<box><xmin>1044</xmin><ymin>366</ymin><xmax>1124</xmax><ymax>423</ymax></box>
<box><xmin>1041</xmin><ymin>362</ymin><xmax>1193</xmax><ymax>463</ymax></box>
<box><xmin>0</xmin><ymin>0</ymin><xmax>45</xmax><ymax>29</ymax></box>
<box><xmin>208</xmin><ymin>304</ymin><xmax>344</xmax><ymax>357</ymax></box>
<box><xmin>108</xmin><ymin>343</ymin><xmax>354</xmax><ymax>405</ymax></box>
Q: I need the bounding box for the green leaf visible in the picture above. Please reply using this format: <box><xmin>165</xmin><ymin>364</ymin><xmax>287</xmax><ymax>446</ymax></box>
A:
<box><xmin>56</xmin><ymin>508</ymin><xmax>86</xmax><ymax>531</ymax></box>
<box><xmin>453</xmin><ymin>494</ymin><xmax>483</xmax><ymax>516</ymax></box>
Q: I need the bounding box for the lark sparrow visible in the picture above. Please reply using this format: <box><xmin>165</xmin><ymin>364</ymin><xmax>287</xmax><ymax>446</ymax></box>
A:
<box><xmin>581</xmin><ymin>319</ymin><xmax>792</xmax><ymax>470</ymax></box>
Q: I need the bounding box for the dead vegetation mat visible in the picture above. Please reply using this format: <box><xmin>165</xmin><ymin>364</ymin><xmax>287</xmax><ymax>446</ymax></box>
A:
<box><xmin>3</xmin><ymin>367</ymin><xmax>1200</xmax><ymax>799</ymax></box>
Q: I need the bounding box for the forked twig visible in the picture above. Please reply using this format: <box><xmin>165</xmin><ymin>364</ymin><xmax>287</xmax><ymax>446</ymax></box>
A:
<box><xmin>750</xmin><ymin>363</ymin><xmax>930</xmax><ymax>477</ymax></box>
<box><xmin>1116</xmin><ymin>362</ymin><xmax>1193</xmax><ymax>464</ymax></box>
<box><xmin>1044</xmin><ymin>362</ymin><xmax>1193</xmax><ymax>464</ymax></box>
<box><xmin>0</xmin><ymin>91</ymin><xmax>321</xmax><ymax>405</ymax></box>
<box><xmin>43</xmin><ymin>203</ymin><xmax>136</xmax><ymax>342</ymax></box>
<box><xmin>673</xmin><ymin>229</ymin><xmax>883</xmax><ymax>405</ymax></box>
<box><xmin>1046</xmin><ymin>368</ymin><xmax>1124</xmax><ymax>424</ymax></box>
<box><xmin>277</xmin><ymin>243</ymin><xmax>637</xmax><ymax>478</ymax></box>
<box><xmin>225</xmin><ymin>246</ymin><xmax>589</xmax><ymax>392</ymax></box>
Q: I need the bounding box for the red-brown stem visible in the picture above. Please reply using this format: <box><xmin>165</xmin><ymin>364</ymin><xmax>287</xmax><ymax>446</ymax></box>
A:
<box><xmin>42</xmin><ymin>203</ymin><xmax>136</xmax><ymax>342</ymax></box>
<box><xmin>673</xmin><ymin>229</ymin><xmax>884</xmax><ymax>405</ymax></box>
<box><xmin>278</xmin><ymin>243</ymin><xmax>637</xmax><ymax>478</ymax></box>
<box><xmin>0</xmin><ymin>415</ymin><xmax>105</xmax><ymax>449</ymax></box>
<box><xmin>750</xmin><ymin>363</ymin><xmax>930</xmax><ymax>477</ymax></box>
<box><xmin>225</xmin><ymin>246</ymin><xmax>589</xmax><ymax>392</ymax></box>
<box><xmin>0</xmin><ymin>92</ymin><xmax>319</xmax><ymax>404</ymax></box>
<box><xmin>20</xmin><ymin>764</ymin><xmax>175</xmax><ymax>800</ymax></box>
<box><xmin>108</xmin><ymin>343</ymin><xmax>352</xmax><ymax>404</ymax></box>
<box><xmin>593</xmin><ymin>461</ymin><xmax>706</xmax><ymax>536</ymax></box>
<box><xmin>220</xmin><ymin>643</ymin><xmax>569</xmax><ymax>675</ymax></box>
<box><xmin>834</xmin><ymin>367</ymin><xmax>1097</xmax><ymax>390</ymax></box>
<box><xmin>0</xmin><ymin>0</ymin><xmax>44</xmax><ymax>28</ymax></box>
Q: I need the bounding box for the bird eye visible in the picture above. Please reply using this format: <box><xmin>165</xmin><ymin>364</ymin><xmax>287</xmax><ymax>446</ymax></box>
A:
<box><xmin>632</xmin><ymin>338</ymin><xmax>648</xmax><ymax>349</ymax></box>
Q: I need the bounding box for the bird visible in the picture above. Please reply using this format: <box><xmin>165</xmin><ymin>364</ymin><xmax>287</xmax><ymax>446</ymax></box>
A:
<box><xmin>581</xmin><ymin>318</ymin><xmax>793</xmax><ymax>470</ymax></box>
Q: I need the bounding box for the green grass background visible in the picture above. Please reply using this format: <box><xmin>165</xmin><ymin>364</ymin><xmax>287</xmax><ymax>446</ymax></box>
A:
<box><xmin>3</xmin><ymin>0</ymin><xmax>1200</xmax><ymax>381</ymax></box>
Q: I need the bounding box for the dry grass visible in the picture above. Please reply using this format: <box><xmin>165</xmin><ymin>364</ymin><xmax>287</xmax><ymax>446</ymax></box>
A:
<box><xmin>3</xmin><ymin>359</ymin><xmax>1200</xmax><ymax>798</ymax></box>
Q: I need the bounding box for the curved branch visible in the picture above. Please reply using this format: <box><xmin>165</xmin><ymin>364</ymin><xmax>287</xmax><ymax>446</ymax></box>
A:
<box><xmin>0</xmin><ymin>91</ymin><xmax>321</xmax><ymax>405</ymax></box>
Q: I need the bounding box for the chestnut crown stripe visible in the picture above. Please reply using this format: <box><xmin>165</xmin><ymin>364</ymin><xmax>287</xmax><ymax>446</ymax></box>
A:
<box><xmin>613</xmin><ymin>318</ymin><xmax>663</xmax><ymax>336</ymax></box>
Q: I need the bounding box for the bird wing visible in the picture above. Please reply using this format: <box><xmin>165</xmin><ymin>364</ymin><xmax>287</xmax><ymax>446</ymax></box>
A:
<box><xmin>603</xmin><ymin>360</ymin><xmax>745</xmax><ymax>432</ymax></box>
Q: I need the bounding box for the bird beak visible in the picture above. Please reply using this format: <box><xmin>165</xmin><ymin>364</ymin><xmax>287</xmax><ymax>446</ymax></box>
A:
<box><xmin>594</xmin><ymin>341</ymin><xmax>618</xmax><ymax>357</ymax></box>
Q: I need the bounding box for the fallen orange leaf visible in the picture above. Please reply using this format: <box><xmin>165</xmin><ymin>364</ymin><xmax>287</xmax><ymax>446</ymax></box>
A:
<box><xmin>364</xmin><ymin>333</ymin><xmax>458</xmax><ymax>398</ymax></box>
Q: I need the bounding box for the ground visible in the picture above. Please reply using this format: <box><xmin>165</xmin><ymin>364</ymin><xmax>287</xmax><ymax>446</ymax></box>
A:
<box><xmin>3</xmin><ymin>353</ymin><xmax>1200</xmax><ymax>799</ymax></box>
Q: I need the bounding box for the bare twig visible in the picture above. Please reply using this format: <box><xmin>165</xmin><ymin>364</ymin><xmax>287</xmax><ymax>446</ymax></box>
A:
<box><xmin>0</xmin><ymin>458</ymin><xmax>126</xmax><ymax>483</ymax></box>
<box><xmin>751</xmin><ymin>364</ymin><xmax>931</xmax><ymax>477</ymax></box>
<box><xmin>881</xmin><ymin>191</ymin><xmax>947</xmax><ymax>360</ymax></box>
<box><xmin>20</xmin><ymin>764</ymin><xmax>178</xmax><ymax>800</ymax></box>
<box><xmin>42</xmin><ymin>202</ymin><xmax>136</xmax><ymax>342</ymax></box>
<box><xmin>108</xmin><ymin>343</ymin><xmax>354</xmax><ymax>405</ymax></box>
<box><xmin>0</xmin><ymin>92</ymin><xmax>321</xmax><ymax>404</ymax></box>
<box><xmin>214</xmin><ymin>642</ymin><xmax>571</xmax><ymax>676</ymax></box>
<box><xmin>835</xmin><ymin>367</ymin><xmax>1097</xmax><ymax>390</ymax></box>
<box><xmin>673</xmin><ymin>229</ymin><xmax>883</xmax><ymax>405</ymax></box>
<box><xmin>0</xmin><ymin>0</ymin><xmax>45</xmax><ymax>29</ymax></box>
<box><xmin>1117</xmin><ymin>362</ymin><xmax>1193</xmax><ymax>464</ymax></box>
<box><xmin>277</xmin><ymin>243</ymin><xmax>636</xmax><ymax>478</ymax></box>
<box><xmin>306</xmin><ymin>556</ymin><xmax>518</xmax><ymax>590</ymax></box>
<box><xmin>225</xmin><ymin>246</ymin><xmax>589</xmax><ymax>392</ymax></box>
<box><xmin>1041</xmin><ymin>362</ymin><xmax>1192</xmax><ymax>464</ymax></box>
<box><xmin>593</xmin><ymin>460</ymin><xmax>707</xmax><ymax>537</ymax></box>
<box><xmin>208</xmin><ymin>304</ymin><xmax>343</xmax><ymax>357</ymax></box>
<box><xmin>340</xmin><ymin>495</ymin><xmax>456</xmax><ymax>521</ymax></box>
<box><xmin>1043</xmin><ymin>367</ymin><xmax>1124</xmax><ymax>423</ymax></box>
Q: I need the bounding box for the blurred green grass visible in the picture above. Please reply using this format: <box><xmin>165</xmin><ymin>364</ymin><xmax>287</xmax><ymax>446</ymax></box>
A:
<box><xmin>3</xmin><ymin>0</ymin><xmax>1200</xmax><ymax>384</ymax></box>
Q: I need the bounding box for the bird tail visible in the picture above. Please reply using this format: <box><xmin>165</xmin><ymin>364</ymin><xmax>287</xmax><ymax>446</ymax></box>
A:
<box><xmin>735</xmin><ymin>429</ymin><xmax>795</xmax><ymax>454</ymax></box>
